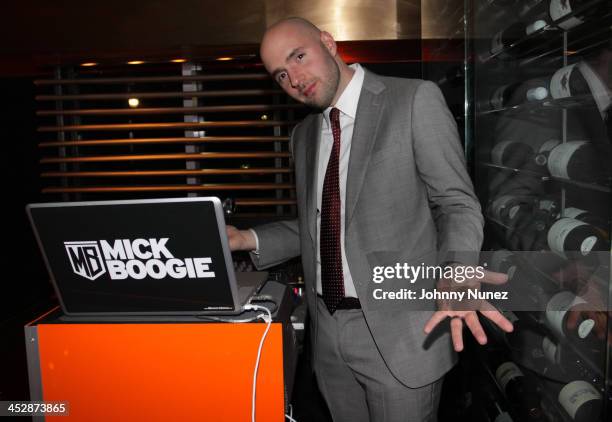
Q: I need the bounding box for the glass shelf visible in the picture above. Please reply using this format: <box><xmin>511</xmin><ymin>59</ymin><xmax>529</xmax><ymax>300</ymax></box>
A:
<box><xmin>478</xmin><ymin>162</ymin><xmax>612</xmax><ymax>192</ymax></box>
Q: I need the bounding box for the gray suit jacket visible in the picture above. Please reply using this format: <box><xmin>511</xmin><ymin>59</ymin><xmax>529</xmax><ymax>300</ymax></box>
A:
<box><xmin>252</xmin><ymin>70</ymin><xmax>484</xmax><ymax>388</ymax></box>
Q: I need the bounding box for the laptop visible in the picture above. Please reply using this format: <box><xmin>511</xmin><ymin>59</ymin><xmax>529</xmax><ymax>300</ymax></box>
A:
<box><xmin>26</xmin><ymin>197</ymin><xmax>268</xmax><ymax>316</ymax></box>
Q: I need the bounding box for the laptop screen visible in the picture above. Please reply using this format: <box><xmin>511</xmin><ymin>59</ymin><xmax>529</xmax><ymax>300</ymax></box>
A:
<box><xmin>27</xmin><ymin>198</ymin><xmax>238</xmax><ymax>315</ymax></box>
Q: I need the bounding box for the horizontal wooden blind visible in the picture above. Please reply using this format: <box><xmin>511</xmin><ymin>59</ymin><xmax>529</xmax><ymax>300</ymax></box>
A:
<box><xmin>35</xmin><ymin>61</ymin><xmax>307</xmax><ymax>217</ymax></box>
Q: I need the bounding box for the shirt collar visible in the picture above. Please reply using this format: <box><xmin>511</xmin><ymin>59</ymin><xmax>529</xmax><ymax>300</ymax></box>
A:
<box><xmin>323</xmin><ymin>63</ymin><xmax>365</xmax><ymax>129</ymax></box>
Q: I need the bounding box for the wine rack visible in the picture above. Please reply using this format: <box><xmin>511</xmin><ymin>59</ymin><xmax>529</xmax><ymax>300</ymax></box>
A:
<box><xmin>468</xmin><ymin>0</ymin><xmax>611</xmax><ymax>421</ymax></box>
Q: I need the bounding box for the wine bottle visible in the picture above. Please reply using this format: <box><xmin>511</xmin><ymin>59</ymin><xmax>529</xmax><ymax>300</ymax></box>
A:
<box><xmin>490</xmin><ymin>19</ymin><xmax>549</xmax><ymax>58</ymax></box>
<box><xmin>500</xmin><ymin>197</ymin><xmax>559</xmax><ymax>252</ymax></box>
<box><xmin>554</xmin><ymin>379</ymin><xmax>602</xmax><ymax>422</ymax></box>
<box><xmin>491</xmin><ymin>141</ymin><xmax>535</xmax><ymax>167</ymax></box>
<box><xmin>545</xmin><ymin>290</ymin><xmax>596</xmax><ymax>341</ymax></box>
<box><xmin>486</xmin><ymin>308</ymin><xmax>521</xmax><ymax>345</ymax></box>
<box><xmin>547</xmin><ymin>217</ymin><xmax>605</xmax><ymax>257</ymax></box>
<box><xmin>546</xmin><ymin>140</ymin><xmax>603</xmax><ymax>182</ymax></box>
<box><xmin>487</xmin><ymin>263</ymin><xmax>550</xmax><ymax>316</ymax></box>
<box><xmin>563</xmin><ymin>207</ymin><xmax>598</xmax><ymax>222</ymax></box>
<box><xmin>496</xmin><ymin>310</ymin><xmax>592</xmax><ymax>383</ymax></box>
<box><xmin>508</xmin><ymin>317</ymin><xmax>598</xmax><ymax>379</ymax></box>
<box><xmin>528</xmin><ymin>62</ymin><xmax>604</xmax><ymax>103</ymax></box>
<box><xmin>537</xmin><ymin>199</ymin><xmax>560</xmax><ymax>219</ymax></box>
<box><xmin>501</xmin><ymin>261</ymin><xmax>559</xmax><ymax>314</ymax></box>
<box><xmin>504</xmin><ymin>311</ymin><xmax>547</xmax><ymax>353</ymax></box>
<box><xmin>528</xmin><ymin>199</ymin><xmax>561</xmax><ymax>250</ymax></box>
<box><xmin>493</xmin><ymin>356</ymin><xmax>529</xmax><ymax>397</ymax></box>
<box><xmin>488</xmin><ymin>195</ymin><xmax>532</xmax><ymax>226</ymax></box>
<box><xmin>489</xmin><ymin>250</ymin><xmax>518</xmax><ymax>280</ymax></box>
<box><xmin>514</xmin><ymin>0</ymin><xmax>597</xmax><ymax>31</ymax></box>
<box><xmin>491</xmin><ymin>353</ymin><xmax>544</xmax><ymax>421</ymax></box>
<box><xmin>489</xmin><ymin>79</ymin><xmax>550</xmax><ymax>109</ymax></box>
<box><xmin>549</xmin><ymin>0</ymin><xmax>609</xmax><ymax>31</ymax></box>
<box><xmin>542</xmin><ymin>336</ymin><xmax>602</xmax><ymax>381</ymax></box>
<box><xmin>548</xmin><ymin>286</ymin><xmax>607</xmax><ymax>354</ymax></box>
<box><xmin>469</xmin><ymin>368</ymin><xmax>516</xmax><ymax>422</ymax></box>
<box><xmin>562</xmin><ymin>207</ymin><xmax>610</xmax><ymax>240</ymax></box>
<box><xmin>504</xmin><ymin>325</ymin><xmax>571</xmax><ymax>383</ymax></box>
<box><xmin>534</xmin><ymin>139</ymin><xmax>561</xmax><ymax>167</ymax></box>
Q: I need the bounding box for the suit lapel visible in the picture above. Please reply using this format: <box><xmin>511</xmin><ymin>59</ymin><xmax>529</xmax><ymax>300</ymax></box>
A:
<box><xmin>304</xmin><ymin>114</ymin><xmax>322</xmax><ymax>244</ymax></box>
<box><xmin>345</xmin><ymin>71</ymin><xmax>386</xmax><ymax>229</ymax></box>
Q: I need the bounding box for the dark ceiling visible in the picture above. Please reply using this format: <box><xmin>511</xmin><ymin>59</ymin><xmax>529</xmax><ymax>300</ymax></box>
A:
<box><xmin>0</xmin><ymin>0</ymin><xmax>470</xmax><ymax>76</ymax></box>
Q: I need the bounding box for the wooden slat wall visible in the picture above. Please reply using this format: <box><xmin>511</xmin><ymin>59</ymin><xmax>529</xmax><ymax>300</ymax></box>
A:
<box><xmin>35</xmin><ymin>61</ymin><xmax>305</xmax><ymax>217</ymax></box>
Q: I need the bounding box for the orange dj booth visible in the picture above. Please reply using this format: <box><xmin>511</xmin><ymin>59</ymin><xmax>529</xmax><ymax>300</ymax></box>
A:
<box><xmin>24</xmin><ymin>281</ymin><xmax>299</xmax><ymax>422</ymax></box>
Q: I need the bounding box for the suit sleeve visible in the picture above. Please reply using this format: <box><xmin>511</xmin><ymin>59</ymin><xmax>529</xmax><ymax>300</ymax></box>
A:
<box><xmin>411</xmin><ymin>80</ymin><xmax>484</xmax><ymax>266</ymax></box>
<box><xmin>249</xmin><ymin>219</ymin><xmax>301</xmax><ymax>269</ymax></box>
<box><xmin>248</xmin><ymin>125</ymin><xmax>301</xmax><ymax>269</ymax></box>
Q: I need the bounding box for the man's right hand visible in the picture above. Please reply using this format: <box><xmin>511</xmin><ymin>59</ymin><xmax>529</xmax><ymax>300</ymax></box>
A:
<box><xmin>226</xmin><ymin>225</ymin><xmax>257</xmax><ymax>251</ymax></box>
<box><xmin>423</xmin><ymin>267</ymin><xmax>513</xmax><ymax>352</ymax></box>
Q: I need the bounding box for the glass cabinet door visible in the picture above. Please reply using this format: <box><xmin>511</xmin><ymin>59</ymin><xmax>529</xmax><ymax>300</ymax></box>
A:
<box><xmin>467</xmin><ymin>1</ymin><xmax>611</xmax><ymax>421</ymax></box>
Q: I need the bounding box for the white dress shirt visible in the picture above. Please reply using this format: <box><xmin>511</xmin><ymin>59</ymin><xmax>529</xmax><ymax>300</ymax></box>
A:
<box><xmin>252</xmin><ymin>63</ymin><xmax>365</xmax><ymax>298</ymax></box>
<box><xmin>316</xmin><ymin>63</ymin><xmax>365</xmax><ymax>297</ymax></box>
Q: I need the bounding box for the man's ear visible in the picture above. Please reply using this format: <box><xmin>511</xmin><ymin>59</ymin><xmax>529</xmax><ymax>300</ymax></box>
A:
<box><xmin>320</xmin><ymin>31</ymin><xmax>337</xmax><ymax>56</ymax></box>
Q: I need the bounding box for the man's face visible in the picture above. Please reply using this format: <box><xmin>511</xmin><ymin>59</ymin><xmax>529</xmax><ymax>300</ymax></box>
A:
<box><xmin>260</xmin><ymin>26</ymin><xmax>340</xmax><ymax>109</ymax></box>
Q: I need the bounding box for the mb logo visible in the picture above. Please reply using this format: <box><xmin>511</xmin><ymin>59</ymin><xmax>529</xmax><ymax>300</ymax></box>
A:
<box><xmin>64</xmin><ymin>241</ymin><xmax>106</xmax><ymax>281</ymax></box>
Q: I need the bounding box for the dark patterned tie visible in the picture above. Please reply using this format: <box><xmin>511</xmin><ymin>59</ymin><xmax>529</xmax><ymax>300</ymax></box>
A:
<box><xmin>605</xmin><ymin>107</ymin><xmax>611</xmax><ymax>143</ymax></box>
<box><xmin>321</xmin><ymin>107</ymin><xmax>344</xmax><ymax>314</ymax></box>
<box><xmin>605</xmin><ymin>107</ymin><xmax>612</xmax><ymax>183</ymax></box>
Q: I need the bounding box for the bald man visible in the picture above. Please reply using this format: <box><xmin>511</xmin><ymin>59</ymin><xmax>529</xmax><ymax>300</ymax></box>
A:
<box><xmin>228</xmin><ymin>17</ymin><xmax>512</xmax><ymax>422</ymax></box>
